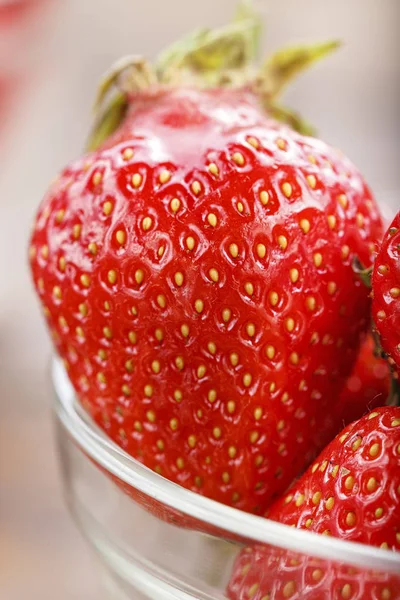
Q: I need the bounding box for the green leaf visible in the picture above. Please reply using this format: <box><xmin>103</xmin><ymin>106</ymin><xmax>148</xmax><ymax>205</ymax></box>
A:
<box><xmin>267</xmin><ymin>102</ymin><xmax>316</xmax><ymax>136</ymax></box>
<box><xmin>156</xmin><ymin>1</ymin><xmax>262</xmax><ymax>84</ymax></box>
<box><xmin>352</xmin><ymin>257</ymin><xmax>373</xmax><ymax>289</ymax></box>
<box><xmin>234</xmin><ymin>0</ymin><xmax>262</xmax><ymax>59</ymax></box>
<box><xmin>260</xmin><ymin>39</ymin><xmax>341</xmax><ymax>99</ymax></box>
<box><xmin>86</xmin><ymin>91</ymin><xmax>128</xmax><ymax>152</ymax></box>
<box><xmin>88</xmin><ymin>57</ymin><xmax>156</xmax><ymax>152</ymax></box>
<box><xmin>93</xmin><ymin>56</ymin><xmax>134</xmax><ymax>114</ymax></box>
<box><xmin>155</xmin><ymin>28</ymin><xmax>207</xmax><ymax>81</ymax></box>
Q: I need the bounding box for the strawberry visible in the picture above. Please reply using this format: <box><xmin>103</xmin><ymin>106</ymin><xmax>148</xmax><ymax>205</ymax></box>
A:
<box><xmin>372</xmin><ymin>212</ymin><xmax>400</xmax><ymax>374</ymax></box>
<box><xmin>338</xmin><ymin>334</ymin><xmax>390</xmax><ymax>426</ymax></box>
<box><xmin>267</xmin><ymin>407</ymin><xmax>400</xmax><ymax>548</ymax></box>
<box><xmin>310</xmin><ymin>335</ymin><xmax>391</xmax><ymax>460</ymax></box>
<box><xmin>228</xmin><ymin>547</ymin><xmax>400</xmax><ymax>600</ymax></box>
<box><xmin>228</xmin><ymin>407</ymin><xmax>400</xmax><ymax>599</ymax></box>
<box><xmin>29</xmin><ymin>5</ymin><xmax>383</xmax><ymax>513</ymax></box>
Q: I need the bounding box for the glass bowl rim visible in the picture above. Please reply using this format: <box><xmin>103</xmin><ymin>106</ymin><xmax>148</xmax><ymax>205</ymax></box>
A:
<box><xmin>52</xmin><ymin>358</ymin><xmax>400</xmax><ymax>574</ymax></box>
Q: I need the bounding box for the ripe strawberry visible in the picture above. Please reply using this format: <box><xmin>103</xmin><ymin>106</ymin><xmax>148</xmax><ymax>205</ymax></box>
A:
<box><xmin>372</xmin><ymin>212</ymin><xmax>400</xmax><ymax>374</ymax></box>
<box><xmin>29</xmin><ymin>9</ymin><xmax>383</xmax><ymax>513</ymax></box>
<box><xmin>338</xmin><ymin>334</ymin><xmax>390</xmax><ymax>426</ymax></box>
<box><xmin>228</xmin><ymin>407</ymin><xmax>400</xmax><ymax>599</ymax></box>
<box><xmin>228</xmin><ymin>548</ymin><xmax>400</xmax><ymax>600</ymax></box>
<box><xmin>309</xmin><ymin>334</ymin><xmax>391</xmax><ymax>458</ymax></box>
<box><xmin>267</xmin><ymin>407</ymin><xmax>400</xmax><ymax>547</ymax></box>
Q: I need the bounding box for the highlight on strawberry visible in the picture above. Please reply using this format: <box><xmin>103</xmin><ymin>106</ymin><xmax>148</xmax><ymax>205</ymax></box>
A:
<box><xmin>30</xmin><ymin>0</ymin><xmax>385</xmax><ymax>518</ymax></box>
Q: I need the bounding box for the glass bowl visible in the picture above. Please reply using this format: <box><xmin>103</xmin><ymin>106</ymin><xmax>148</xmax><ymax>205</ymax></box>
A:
<box><xmin>52</xmin><ymin>359</ymin><xmax>400</xmax><ymax>600</ymax></box>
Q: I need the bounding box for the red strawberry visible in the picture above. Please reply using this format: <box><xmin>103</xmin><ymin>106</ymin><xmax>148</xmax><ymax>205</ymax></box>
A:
<box><xmin>29</xmin><ymin>10</ymin><xmax>383</xmax><ymax>514</ymax></box>
<box><xmin>267</xmin><ymin>407</ymin><xmax>400</xmax><ymax>548</ymax></box>
<box><xmin>228</xmin><ymin>547</ymin><xmax>400</xmax><ymax>600</ymax></box>
<box><xmin>372</xmin><ymin>212</ymin><xmax>400</xmax><ymax>374</ymax></box>
<box><xmin>228</xmin><ymin>407</ymin><xmax>400</xmax><ymax>599</ymax></box>
<box><xmin>338</xmin><ymin>334</ymin><xmax>390</xmax><ymax>426</ymax></box>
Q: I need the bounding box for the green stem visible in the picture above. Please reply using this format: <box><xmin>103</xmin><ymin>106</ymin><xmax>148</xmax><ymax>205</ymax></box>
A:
<box><xmin>267</xmin><ymin>102</ymin><xmax>315</xmax><ymax>137</ymax></box>
<box><xmin>86</xmin><ymin>57</ymin><xmax>156</xmax><ymax>152</ymax></box>
<box><xmin>86</xmin><ymin>92</ymin><xmax>128</xmax><ymax>153</ymax></box>
<box><xmin>387</xmin><ymin>373</ymin><xmax>400</xmax><ymax>407</ymax></box>
<box><xmin>352</xmin><ymin>257</ymin><xmax>373</xmax><ymax>289</ymax></box>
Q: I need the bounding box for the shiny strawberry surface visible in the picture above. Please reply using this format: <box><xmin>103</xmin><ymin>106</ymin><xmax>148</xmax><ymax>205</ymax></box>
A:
<box><xmin>30</xmin><ymin>87</ymin><xmax>383</xmax><ymax>512</ymax></box>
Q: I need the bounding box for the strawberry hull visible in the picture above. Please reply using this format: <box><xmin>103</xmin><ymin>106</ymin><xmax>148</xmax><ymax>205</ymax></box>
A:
<box><xmin>30</xmin><ymin>87</ymin><xmax>383</xmax><ymax>513</ymax></box>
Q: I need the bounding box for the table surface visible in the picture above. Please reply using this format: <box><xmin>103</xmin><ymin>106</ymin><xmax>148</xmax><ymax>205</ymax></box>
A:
<box><xmin>1</xmin><ymin>1</ymin><xmax>398</xmax><ymax>599</ymax></box>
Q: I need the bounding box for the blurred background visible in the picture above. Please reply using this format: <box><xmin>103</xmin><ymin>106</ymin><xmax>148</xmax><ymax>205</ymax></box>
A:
<box><xmin>0</xmin><ymin>1</ymin><xmax>399</xmax><ymax>598</ymax></box>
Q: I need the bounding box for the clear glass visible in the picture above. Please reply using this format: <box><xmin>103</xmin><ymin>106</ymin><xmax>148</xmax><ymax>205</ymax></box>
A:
<box><xmin>52</xmin><ymin>359</ymin><xmax>400</xmax><ymax>599</ymax></box>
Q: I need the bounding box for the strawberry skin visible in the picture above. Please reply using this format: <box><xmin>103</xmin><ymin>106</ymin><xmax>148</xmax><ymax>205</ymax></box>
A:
<box><xmin>30</xmin><ymin>87</ymin><xmax>383</xmax><ymax>513</ymax></box>
<box><xmin>267</xmin><ymin>407</ymin><xmax>400</xmax><ymax>548</ymax></box>
<box><xmin>373</xmin><ymin>212</ymin><xmax>400</xmax><ymax>373</ymax></box>
<box><xmin>228</xmin><ymin>407</ymin><xmax>400</xmax><ymax>599</ymax></box>
<box><xmin>228</xmin><ymin>548</ymin><xmax>400</xmax><ymax>600</ymax></box>
<box><xmin>338</xmin><ymin>334</ymin><xmax>390</xmax><ymax>426</ymax></box>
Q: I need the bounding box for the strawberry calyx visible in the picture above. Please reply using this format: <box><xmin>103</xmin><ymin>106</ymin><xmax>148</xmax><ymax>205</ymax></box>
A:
<box><xmin>86</xmin><ymin>0</ymin><xmax>340</xmax><ymax>151</ymax></box>
<box><xmin>88</xmin><ymin>56</ymin><xmax>157</xmax><ymax>153</ymax></box>
<box><xmin>254</xmin><ymin>38</ymin><xmax>340</xmax><ymax>136</ymax></box>
<box><xmin>155</xmin><ymin>0</ymin><xmax>261</xmax><ymax>85</ymax></box>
